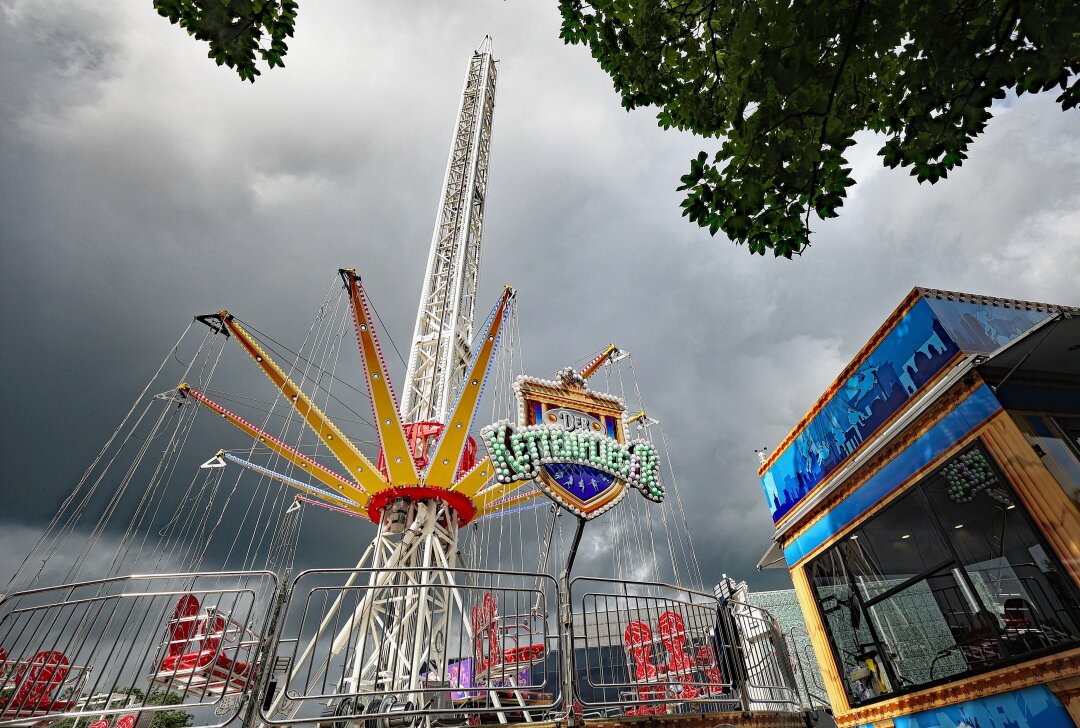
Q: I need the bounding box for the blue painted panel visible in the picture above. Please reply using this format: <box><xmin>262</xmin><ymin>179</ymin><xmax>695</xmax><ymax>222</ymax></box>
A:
<box><xmin>761</xmin><ymin>299</ymin><xmax>961</xmax><ymax>523</ymax></box>
<box><xmin>924</xmin><ymin>298</ymin><xmax>1051</xmax><ymax>354</ymax></box>
<box><xmin>891</xmin><ymin>685</ymin><xmax>1073</xmax><ymax>727</ymax></box>
<box><xmin>783</xmin><ymin>386</ymin><xmax>1002</xmax><ymax>565</ymax></box>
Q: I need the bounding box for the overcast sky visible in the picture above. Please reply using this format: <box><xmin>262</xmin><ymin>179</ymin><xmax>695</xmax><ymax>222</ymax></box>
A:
<box><xmin>1</xmin><ymin>1</ymin><xmax>1078</xmax><ymax>594</ymax></box>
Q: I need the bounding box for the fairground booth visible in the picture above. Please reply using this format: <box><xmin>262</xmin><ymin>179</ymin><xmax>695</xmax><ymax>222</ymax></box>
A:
<box><xmin>757</xmin><ymin>288</ymin><xmax>1080</xmax><ymax>728</ymax></box>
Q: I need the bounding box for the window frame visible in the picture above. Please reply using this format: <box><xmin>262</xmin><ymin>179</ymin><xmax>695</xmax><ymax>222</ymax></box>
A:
<box><xmin>806</xmin><ymin>438</ymin><xmax>1080</xmax><ymax>707</ymax></box>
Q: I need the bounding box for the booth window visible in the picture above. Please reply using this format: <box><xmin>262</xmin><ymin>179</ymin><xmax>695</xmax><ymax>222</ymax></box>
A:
<box><xmin>807</xmin><ymin>442</ymin><xmax>1080</xmax><ymax>706</ymax></box>
<box><xmin>1015</xmin><ymin>414</ymin><xmax>1080</xmax><ymax>507</ymax></box>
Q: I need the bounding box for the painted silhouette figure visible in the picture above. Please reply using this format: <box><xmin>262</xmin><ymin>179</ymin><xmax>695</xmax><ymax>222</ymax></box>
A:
<box><xmin>623</xmin><ymin>620</ymin><xmax>665</xmax><ymax>714</ymax></box>
<box><xmin>658</xmin><ymin>611</ymin><xmax>700</xmax><ymax>698</ymax></box>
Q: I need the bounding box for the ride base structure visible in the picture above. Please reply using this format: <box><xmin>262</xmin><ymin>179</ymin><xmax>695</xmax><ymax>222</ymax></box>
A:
<box><xmin>0</xmin><ymin>40</ymin><xmax>813</xmax><ymax>728</ymax></box>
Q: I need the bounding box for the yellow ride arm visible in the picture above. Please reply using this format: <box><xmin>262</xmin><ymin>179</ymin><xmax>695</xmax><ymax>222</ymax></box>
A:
<box><xmin>180</xmin><ymin>385</ymin><xmax>371</xmax><ymax>510</ymax></box>
<box><xmin>579</xmin><ymin>344</ymin><xmax>618</xmax><ymax>381</ymax></box>
<box><xmin>449</xmin><ymin>456</ymin><xmax>495</xmax><ymax>499</ymax></box>
<box><xmin>342</xmin><ymin>270</ymin><xmax>420</xmax><ymax>486</ymax></box>
<box><xmin>220</xmin><ymin>451</ymin><xmax>367</xmax><ymax>514</ymax></box>
<box><xmin>427</xmin><ymin>287</ymin><xmax>514</xmax><ymax>488</ymax></box>
<box><xmin>215</xmin><ymin>311</ymin><xmax>389</xmax><ymax>494</ymax></box>
<box><xmin>475</xmin><ymin>484</ymin><xmax>544</xmax><ymax>519</ymax></box>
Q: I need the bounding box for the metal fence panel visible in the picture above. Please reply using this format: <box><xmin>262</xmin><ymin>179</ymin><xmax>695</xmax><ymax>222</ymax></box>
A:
<box><xmin>262</xmin><ymin>567</ymin><xmax>560</xmax><ymax>726</ymax></box>
<box><xmin>720</xmin><ymin>599</ymin><xmax>800</xmax><ymax>711</ymax></box>
<box><xmin>569</xmin><ymin>577</ymin><xmax>743</xmax><ymax>718</ymax></box>
<box><xmin>0</xmin><ymin>572</ymin><xmax>277</xmax><ymax>728</ymax></box>
<box><xmin>784</xmin><ymin>625</ymin><xmax>830</xmax><ymax>710</ymax></box>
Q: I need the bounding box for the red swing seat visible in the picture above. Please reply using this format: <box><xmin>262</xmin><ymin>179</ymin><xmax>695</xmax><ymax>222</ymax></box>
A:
<box><xmin>149</xmin><ymin>594</ymin><xmax>257</xmax><ymax>696</ymax></box>
<box><xmin>0</xmin><ymin>650</ymin><xmax>87</xmax><ymax>721</ymax></box>
<box><xmin>470</xmin><ymin>592</ymin><xmax>545</xmax><ymax>683</ymax></box>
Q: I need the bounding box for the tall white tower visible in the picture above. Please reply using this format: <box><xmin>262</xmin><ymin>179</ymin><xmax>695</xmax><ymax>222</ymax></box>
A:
<box><xmin>400</xmin><ymin>36</ymin><xmax>497</xmax><ymax>424</ymax></box>
<box><xmin>268</xmin><ymin>40</ymin><xmax>503</xmax><ymax>725</ymax></box>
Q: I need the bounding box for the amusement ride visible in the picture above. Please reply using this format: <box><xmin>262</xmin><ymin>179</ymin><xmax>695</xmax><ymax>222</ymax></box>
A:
<box><xmin>0</xmin><ymin>39</ymin><xmax>802</xmax><ymax>728</ymax></box>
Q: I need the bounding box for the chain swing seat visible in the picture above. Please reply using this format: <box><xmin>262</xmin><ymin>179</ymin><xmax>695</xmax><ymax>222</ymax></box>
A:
<box><xmin>470</xmin><ymin>592</ymin><xmax>545</xmax><ymax>684</ymax></box>
<box><xmin>0</xmin><ymin>649</ymin><xmax>88</xmax><ymax>722</ymax></box>
<box><xmin>149</xmin><ymin>595</ymin><xmax>258</xmax><ymax>696</ymax></box>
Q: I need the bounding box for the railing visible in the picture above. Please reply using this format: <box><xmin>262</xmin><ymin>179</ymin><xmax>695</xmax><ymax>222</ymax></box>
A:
<box><xmin>718</xmin><ymin>598</ymin><xmax>800</xmax><ymax>711</ymax></box>
<box><xmin>261</xmin><ymin>567</ymin><xmax>561</xmax><ymax>726</ymax></box>
<box><xmin>0</xmin><ymin>569</ymin><xmax>807</xmax><ymax>727</ymax></box>
<box><xmin>783</xmin><ymin>625</ymin><xmax>830</xmax><ymax>710</ymax></box>
<box><xmin>570</xmin><ymin>577</ymin><xmax>775</xmax><ymax>717</ymax></box>
<box><xmin>0</xmin><ymin>571</ymin><xmax>277</xmax><ymax>728</ymax></box>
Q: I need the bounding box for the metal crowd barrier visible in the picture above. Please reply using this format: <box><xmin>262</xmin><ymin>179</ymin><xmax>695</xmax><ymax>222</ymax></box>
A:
<box><xmin>568</xmin><ymin>577</ymin><xmax>744</xmax><ymax>717</ymax></box>
<box><xmin>261</xmin><ymin>567</ymin><xmax>561</xmax><ymax>726</ymax></box>
<box><xmin>783</xmin><ymin>625</ymin><xmax>830</xmax><ymax>710</ymax></box>
<box><xmin>719</xmin><ymin>599</ymin><xmax>800</xmax><ymax>711</ymax></box>
<box><xmin>0</xmin><ymin>571</ymin><xmax>277</xmax><ymax>728</ymax></box>
<box><xmin>0</xmin><ymin>568</ymin><xmax>805</xmax><ymax>727</ymax></box>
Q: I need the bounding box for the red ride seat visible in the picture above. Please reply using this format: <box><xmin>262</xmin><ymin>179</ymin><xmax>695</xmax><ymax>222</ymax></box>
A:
<box><xmin>0</xmin><ymin>651</ymin><xmax>75</xmax><ymax>717</ymax></box>
<box><xmin>153</xmin><ymin>595</ymin><xmax>255</xmax><ymax>693</ymax></box>
<box><xmin>502</xmin><ymin>644</ymin><xmax>544</xmax><ymax>665</ymax></box>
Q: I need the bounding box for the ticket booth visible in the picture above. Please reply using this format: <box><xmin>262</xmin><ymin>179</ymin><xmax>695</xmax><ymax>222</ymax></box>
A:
<box><xmin>757</xmin><ymin>287</ymin><xmax>1080</xmax><ymax>728</ymax></box>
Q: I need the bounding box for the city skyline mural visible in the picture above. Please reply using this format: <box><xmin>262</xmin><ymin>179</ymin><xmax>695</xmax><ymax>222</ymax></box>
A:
<box><xmin>759</xmin><ymin>292</ymin><xmax>1060</xmax><ymax>523</ymax></box>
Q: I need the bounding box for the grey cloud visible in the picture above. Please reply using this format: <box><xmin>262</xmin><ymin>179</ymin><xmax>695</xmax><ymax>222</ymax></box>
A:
<box><xmin>2</xmin><ymin>0</ymin><xmax>1078</xmax><ymax>600</ymax></box>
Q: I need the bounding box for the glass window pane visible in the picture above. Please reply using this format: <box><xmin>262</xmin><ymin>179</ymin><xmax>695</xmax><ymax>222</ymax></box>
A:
<box><xmin>922</xmin><ymin>445</ymin><xmax>1080</xmax><ymax>657</ymax></box>
<box><xmin>809</xmin><ymin>548</ymin><xmax>892</xmax><ymax>703</ymax></box>
<box><xmin>807</xmin><ymin>441</ymin><xmax>1080</xmax><ymax>707</ymax></box>
<box><xmin>1017</xmin><ymin>415</ymin><xmax>1080</xmax><ymax>505</ymax></box>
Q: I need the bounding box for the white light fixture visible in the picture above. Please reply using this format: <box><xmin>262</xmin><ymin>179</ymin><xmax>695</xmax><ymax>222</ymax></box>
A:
<box><xmin>954</xmin><ymin>523</ymin><xmax>964</xmax><ymax>529</ymax></box>
<box><xmin>901</xmin><ymin>534</ymin><xmax>911</xmax><ymax>540</ymax></box>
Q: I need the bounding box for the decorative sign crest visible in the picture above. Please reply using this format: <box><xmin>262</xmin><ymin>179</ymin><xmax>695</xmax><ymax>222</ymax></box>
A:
<box><xmin>481</xmin><ymin>367</ymin><xmax>663</xmax><ymax>520</ymax></box>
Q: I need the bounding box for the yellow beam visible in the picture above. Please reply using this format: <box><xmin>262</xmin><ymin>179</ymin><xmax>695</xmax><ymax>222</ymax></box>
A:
<box><xmin>449</xmin><ymin>456</ymin><xmax>495</xmax><ymax>499</ymax></box>
<box><xmin>180</xmin><ymin>385</ymin><xmax>371</xmax><ymax>510</ymax></box>
<box><xmin>221</xmin><ymin>452</ymin><xmax>367</xmax><ymax>514</ymax></box>
<box><xmin>427</xmin><ymin>287</ymin><xmax>513</xmax><ymax>488</ymax></box>
<box><xmin>475</xmin><ymin>484</ymin><xmax>544</xmax><ymax>518</ymax></box>
<box><xmin>215</xmin><ymin>312</ymin><xmax>389</xmax><ymax>494</ymax></box>
<box><xmin>579</xmin><ymin>344</ymin><xmax>617</xmax><ymax>381</ymax></box>
<box><xmin>343</xmin><ymin>270</ymin><xmax>420</xmax><ymax>486</ymax></box>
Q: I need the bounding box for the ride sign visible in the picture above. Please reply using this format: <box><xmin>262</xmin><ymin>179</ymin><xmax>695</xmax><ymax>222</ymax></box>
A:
<box><xmin>481</xmin><ymin>369</ymin><xmax>664</xmax><ymax>519</ymax></box>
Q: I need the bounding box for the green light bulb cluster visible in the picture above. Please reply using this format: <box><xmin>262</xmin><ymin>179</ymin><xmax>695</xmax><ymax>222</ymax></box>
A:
<box><xmin>942</xmin><ymin>450</ymin><xmax>997</xmax><ymax>504</ymax></box>
<box><xmin>480</xmin><ymin>420</ymin><xmax>666</xmax><ymax>504</ymax></box>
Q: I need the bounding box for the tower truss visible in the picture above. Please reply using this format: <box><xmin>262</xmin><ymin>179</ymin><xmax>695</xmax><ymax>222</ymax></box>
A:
<box><xmin>401</xmin><ymin>36</ymin><xmax>497</xmax><ymax>425</ymax></box>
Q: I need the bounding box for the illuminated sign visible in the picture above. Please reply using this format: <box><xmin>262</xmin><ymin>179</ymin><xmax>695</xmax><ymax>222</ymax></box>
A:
<box><xmin>480</xmin><ymin>372</ymin><xmax>663</xmax><ymax>519</ymax></box>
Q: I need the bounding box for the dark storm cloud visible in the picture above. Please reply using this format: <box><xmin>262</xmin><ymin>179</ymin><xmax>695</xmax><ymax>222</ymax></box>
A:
<box><xmin>2</xmin><ymin>1</ymin><xmax>1078</xmax><ymax>594</ymax></box>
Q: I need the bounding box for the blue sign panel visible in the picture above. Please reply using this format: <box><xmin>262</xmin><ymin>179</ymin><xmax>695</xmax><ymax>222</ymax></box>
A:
<box><xmin>760</xmin><ymin>298</ymin><xmax>961</xmax><ymax>523</ymax></box>
<box><xmin>759</xmin><ymin>290</ymin><xmax>1061</xmax><ymax>526</ymax></box>
<box><xmin>924</xmin><ymin>297</ymin><xmax>1051</xmax><ymax>353</ymax></box>
<box><xmin>543</xmin><ymin>462</ymin><xmax>620</xmax><ymax>505</ymax></box>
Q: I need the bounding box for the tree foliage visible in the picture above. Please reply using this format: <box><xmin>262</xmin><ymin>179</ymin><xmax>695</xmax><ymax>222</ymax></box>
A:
<box><xmin>145</xmin><ymin>688</ymin><xmax>194</xmax><ymax>728</ymax></box>
<box><xmin>153</xmin><ymin>0</ymin><xmax>298</xmax><ymax>82</ymax></box>
<box><xmin>559</xmin><ymin>0</ymin><xmax>1079</xmax><ymax>256</ymax></box>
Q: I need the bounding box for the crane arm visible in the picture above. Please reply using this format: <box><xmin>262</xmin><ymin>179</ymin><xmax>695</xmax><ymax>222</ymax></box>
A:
<box><xmin>426</xmin><ymin>287</ymin><xmax>514</xmax><ymax>488</ymax></box>
<box><xmin>179</xmin><ymin>384</ymin><xmax>372</xmax><ymax>510</ymax></box>
<box><xmin>211</xmin><ymin>311</ymin><xmax>390</xmax><ymax>494</ymax></box>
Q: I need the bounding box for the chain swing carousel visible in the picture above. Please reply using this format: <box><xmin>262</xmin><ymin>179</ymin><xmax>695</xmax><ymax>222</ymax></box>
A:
<box><xmin>0</xmin><ymin>39</ymin><xmax>805</xmax><ymax>728</ymax></box>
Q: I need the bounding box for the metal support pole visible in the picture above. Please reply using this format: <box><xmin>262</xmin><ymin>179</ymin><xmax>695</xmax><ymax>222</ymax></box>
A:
<box><xmin>242</xmin><ymin>572</ymin><xmax>291</xmax><ymax>728</ymax></box>
<box><xmin>559</xmin><ymin>518</ymin><xmax>585</xmax><ymax>728</ymax></box>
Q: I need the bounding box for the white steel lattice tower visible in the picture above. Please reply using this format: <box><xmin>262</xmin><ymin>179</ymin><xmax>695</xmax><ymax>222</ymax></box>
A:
<box><xmin>267</xmin><ymin>40</ymin><xmax>501</xmax><ymax>726</ymax></box>
<box><xmin>400</xmin><ymin>36</ymin><xmax>497</xmax><ymax>424</ymax></box>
